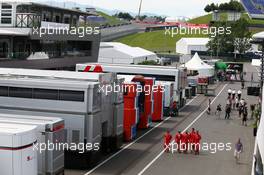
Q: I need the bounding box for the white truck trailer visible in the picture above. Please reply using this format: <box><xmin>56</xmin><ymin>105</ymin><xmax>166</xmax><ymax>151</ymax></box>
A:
<box><xmin>0</xmin><ymin>114</ymin><xmax>65</xmax><ymax>175</ymax></box>
<box><xmin>0</xmin><ymin>123</ymin><xmax>38</xmax><ymax>175</ymax></box>
<box><xmin>76</xmin><ymin>63</ymin><xmax>188</xmax><ymax>107</ymax></box>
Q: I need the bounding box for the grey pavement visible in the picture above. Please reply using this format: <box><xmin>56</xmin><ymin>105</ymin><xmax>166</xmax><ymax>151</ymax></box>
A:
<box><xmin>66</xmin><ymin>63</ymin><xmax>258</xmax><ymax>175</ymax></box>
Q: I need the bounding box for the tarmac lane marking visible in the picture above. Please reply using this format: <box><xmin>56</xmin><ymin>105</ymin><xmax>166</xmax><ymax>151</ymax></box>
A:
<box><xmin>84</xmin><ymin>95</ymin><xmax>199</xmax><ymax>175</ymax></box>
<box><xmin>137</xmin><ymin>84</ymin><xmax>228</xmax><ymax>175</ymax></box>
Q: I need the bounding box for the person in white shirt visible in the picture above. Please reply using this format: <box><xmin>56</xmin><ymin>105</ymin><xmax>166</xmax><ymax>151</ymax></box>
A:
<box><xmin>235</xmin><ymin>97</ymin><xmax>239</xmax><ymax>109</ymax></box>
<box><xmin>232</xmin><ymin>90</ymin><xmax>236</xmax><ymax>99</ymax></box>
<box><xmin>228</xmin><ymin>88</ymin><xmax>232</xmax><ymax>97</ymax></box>
<box><xmin>237</xmin><ymin>90</ymin><xmax>242</xmax><ymax>100</ymax></box>
<box><xmin>241</xmin><ymin>99</ymin><xmax>245</xmax><ymax>105</ymax></box>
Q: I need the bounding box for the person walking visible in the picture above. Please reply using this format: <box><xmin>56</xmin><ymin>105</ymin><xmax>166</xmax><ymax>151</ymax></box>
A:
<box><xmin>175</xmin><ymin>131</ymin><xmax>182</xmax><ymax>153</ymax></box>
<box><xmin>216</xmin><ymin>104</ymin><xmax>222</xmax><ymax>118</ymax></box>
<box><xmin>181</xmin><ymin>131</ymin><xmax>188</xmax><ymax>153</ymax></box>
<box><xmin>190</xmin><ymin>128</ymin><xmax>196</xmax><ymax>153</ymax></box>
<box><xmin>164</xmin><ymin>130</ymin><xmax>172</xmax><ymax>153</ymax></box>
<box><xmin>226</xmin><ymin>97</ymin><xmax>231</xmax><ymax>106</ymax></box>
<box><xmin>228</xmin><ymin>88</ymin><xmax>232</xmax><ymax>98</ymax></box>
<box><xmin>253</xmin><ymin>120</ymin><xmax>258</xmax><ymax>137</ymax></box>
<box><xmin>238</xmin><ymin>104</ymin><xmax>244</xmax><ymax>118</ymax></box>
<box><xmin>194</xmin><ymin>131</ymin><xmax>201</xmax><ymax>155</ymax></box>
<box><xmin>207</xmin><ymin>99</ymin><xmax>211</xmax><ymax>115</ymax></box>
<box><xmin>242</xmin><ymin>106</ymin><xmax>248</xmax><ymax>126</ymax></box>
<box><xmin>250</xmin><ymin>104</ymin><xmax>256</xmax><ymax>120</ymax></box>
<box><xmin>232</xmin><ymin>89</ymin><xmax>236</xmax><ymax>100</ymax></box>
<box><xmin>234</xmin><ymin>138</ymin><xmax>243</xmax><ymax>163</ymax></box>
<box><xmin>254</xmin><ymin>104</ymin><xmax>261</xmax><ymax>122</ymax></box>
<box><xmin>171</xmin><ymin>101</ymin><xmax>178</xmax><ymax>117</ymax></box>
<box><xmin>230</xmin><ymin>74</ymin><xmax>235</xmax><ymax>83</ymax></box>
<box><xmin>241</xmin><ymin>80</ymin><xmax>245</xmax><ymax>89</ymax></box>
<box><xmin>225</xmin><ymin>104</ymin><xmax>231</xmax><ymax>119</ymax></box>
<box><xmin>235</xmin><ymin>96</ymin><xmax>239</xmax><ymax>109</ymax></box>
<box><xmin>240</xmin><ymin>98</ymin><xmax>245</xmax><ymax>107</ymax></box>
<box><xmin>232</xmin><ymin>96</ymin><xmax>236</xmax><ymax>110</ymax></box>
<box><xmin>237</xmin><ymin>90</ymin><xmax>242</xmax><ymax>100</ymax></box>
<box><xmin>238</xmin><ymin>98</ymin><xmax>245</xmax><ymax>116</ymax></box>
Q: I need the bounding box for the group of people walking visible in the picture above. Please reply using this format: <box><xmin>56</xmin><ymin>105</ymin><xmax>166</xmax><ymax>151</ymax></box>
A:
<box><xmin>223</xmin><ymin>88</ymin><xmax>246</xmax><ymax>122</ymax></box>
<box><xmin>164</xmin><ymin>128</ymin><xmax>202</xmax><ymax>155</ymax></box>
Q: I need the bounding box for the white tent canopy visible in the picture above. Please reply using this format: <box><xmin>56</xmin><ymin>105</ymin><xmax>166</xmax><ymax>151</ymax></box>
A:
<box><xmin>98</xmin><ymin>42</ymin><xmax>158</xmax><ymax>64</ymax></box>
<box><xmin>180</xmin><ymin>52</ymin><xmax>214</xmax><ymax>77</ymax></box>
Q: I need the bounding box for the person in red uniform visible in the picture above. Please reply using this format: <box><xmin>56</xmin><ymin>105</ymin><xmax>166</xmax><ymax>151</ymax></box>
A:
<box><xmin>181</xmin><ymin>131</ymin><xmax>189</xmax><ymax>153</ymax></box>
<box><xmin>186</xmin><ymin>131</ymin><xmax>191</xmax><ymax>153</ymax></box>
<box><xmin>194</xmin><ymin>131</ymin><xmax>202</xmax><ymax>155</ymax></box>
<box><xmin>175</xmin><ymin>131</ymin><xmax>182</xmax><ymax>153</ymax></box>
<box><xmin>190</xmin><ymin>128</ymin><xmax>196</xmax><ymax>153</ymax></box>
<box><xmin>164</xmin><ymin>130</ymin><xmax>172</xmax><ymax>153</ymax></box>
<box><xmin>171</xmin><ymin>101</ymin><xmax>178</xmax><ymax>117</ymax></box>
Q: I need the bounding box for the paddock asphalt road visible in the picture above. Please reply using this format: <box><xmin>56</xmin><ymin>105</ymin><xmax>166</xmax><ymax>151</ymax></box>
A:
<box><xmin>66</xmin><ymin>63</ymin><xmax>257</xmax><ymax>175</ymax></box>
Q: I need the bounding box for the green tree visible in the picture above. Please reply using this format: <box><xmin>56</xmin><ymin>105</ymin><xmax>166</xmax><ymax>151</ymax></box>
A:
<box><xmin>232</xmin><ymin>18</ymin><xmax>251</xmax><ymax>54</ymax></box>
<box><xmin>204</xmin><ymin>4</ymin><xmax>212</xmax><ymax>13</ymax></box>
<box><xmin>204</xmin><ymin>3</ymin><xmax>218</xmax><ymax>13</ymax></box>
<box><xmin>207</xmin><ymin>18</ymin><xmax>251</xmax><ymax>57</ymax></box>
<box><xmin>139</xmin><ymin>15</ymin><xmax>147</xmax><ymax>21</ymax></box>
<box><xmin>205</xmin><ymin>0</ymin><xmax>244</xmax><ymax>13</ymax></box>
<box><xmin>207</xmin><ymin>21</ymin><xmax>234</xmax><ymax>56</ymax></box>
<box><xmin>114</xmin><ymin>12</ymin><xmax>134</xmax><ymax>20</ymax></box>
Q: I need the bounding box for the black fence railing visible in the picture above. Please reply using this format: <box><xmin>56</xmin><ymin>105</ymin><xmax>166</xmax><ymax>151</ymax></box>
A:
<box><xmin>6</xmin><ymin>50</ymin><xmax>92</xmax><ymax>60</ymax></box>
<box><xmin>191</xmin><ymin>50</ymin><xmax>261</xmax><ymax>62</ymax></box>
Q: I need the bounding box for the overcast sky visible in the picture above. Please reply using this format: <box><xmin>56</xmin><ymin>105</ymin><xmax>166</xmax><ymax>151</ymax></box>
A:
<box><xmin>15</xmin><ymin>0</ymin><xmax>231</xmax><ymax>17</ymax></box>
<box><xmin>83</xmin><ymin>0</ymin><xmax>230</xmax><ymax>17</ymax></box>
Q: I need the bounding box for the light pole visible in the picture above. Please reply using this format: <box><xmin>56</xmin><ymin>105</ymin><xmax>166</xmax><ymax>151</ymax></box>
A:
<box><xmin>137</xmin><ymin>0</ymin><xmax>143</xmax><ymax>21</ymax></box>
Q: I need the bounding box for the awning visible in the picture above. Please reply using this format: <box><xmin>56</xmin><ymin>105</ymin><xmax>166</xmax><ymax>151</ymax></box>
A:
<box><xmin>215</xmin><ymin>62</ymin><xmax>227</xmax><ymax>70</ymax></box>
<box><xmin>0</xmin><ymin>28</ymin><xmax>30</xmax><ymax>36</ymax></box>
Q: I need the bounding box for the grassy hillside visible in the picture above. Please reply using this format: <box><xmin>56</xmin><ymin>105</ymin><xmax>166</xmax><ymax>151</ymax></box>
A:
<box><xmin>242</xmin><ymin>13</ymin><xmax>264</xmax><ymax>25</ymax></box>
<box><xmin>115</xmin><ymin>30</ymin><xmax>206</xmax><ymax>52</ymax></box>
<box><xmin>189</xmin><ymin>12</ymin><xmax>264</xmax><ymax>26</ymax></box>
<box><xmin>97</xmin><ymin>11</ymin><xmax>126</xmax><ymax>25</ymax></box>
<box><xmin>116</xmin><ymin>13</ymin><xmax>264</xmax><ymax>53</ymax></box>
<box><xmin>188</xmin><ymin>13</ymin><xmax>228</xmax><ymax>24</ymax></box>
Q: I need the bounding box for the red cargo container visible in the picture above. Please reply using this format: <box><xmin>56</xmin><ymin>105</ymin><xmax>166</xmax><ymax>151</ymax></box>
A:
<box><xmin>152</xmin><ymin>85</ymin><xmax>164</xmax><ymax>121</ymax></box>
<box><xmin>123</xmin><ymin>109</ymin><xmax>137</xmax><ymax>141</ymax></box>
<box><xmin>135</xmin><ymin>77</ymin><xmax>154</xmax><ymax>129</ymax></box>
<box><xmin>123</xmin><ymin>83</ymin><xmax>138</xmax><ymax>109</ymax></box>
<box><xmin>123</xmin><ymin>82</ymin><xmax>138</xmax><ymax>141</ymax></box>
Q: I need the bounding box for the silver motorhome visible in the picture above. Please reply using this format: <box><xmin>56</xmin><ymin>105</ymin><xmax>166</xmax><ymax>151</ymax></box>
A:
<box><xmin>0</xmin><ymin>68</ymin><xmax>124</xmax><ymax>152</ymax></box>
<box><xmin>0</xmin><ymin>114</ymin><xmax>64</xmax><ymax>175</ymax></box>
<box><xmin>0</xmin><ymin>72</ymin><xmax>104</xmax><ymax>168</ymax></box>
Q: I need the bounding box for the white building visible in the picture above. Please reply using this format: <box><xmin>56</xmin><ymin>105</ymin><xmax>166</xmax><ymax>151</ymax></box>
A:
<box><xmin>98</xmin><ymin>42</ymin><xmax>159</xmax><ymax>64</ymax></box>
<box><xmin>176</xmin><ymin>38</ymin><xmax>209</xmax><ymax>55</ymax></box>
<box><xmin>165</xmin><ymin>17</ymin><xmax>178</xmax><ymax>23</ymax></box>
